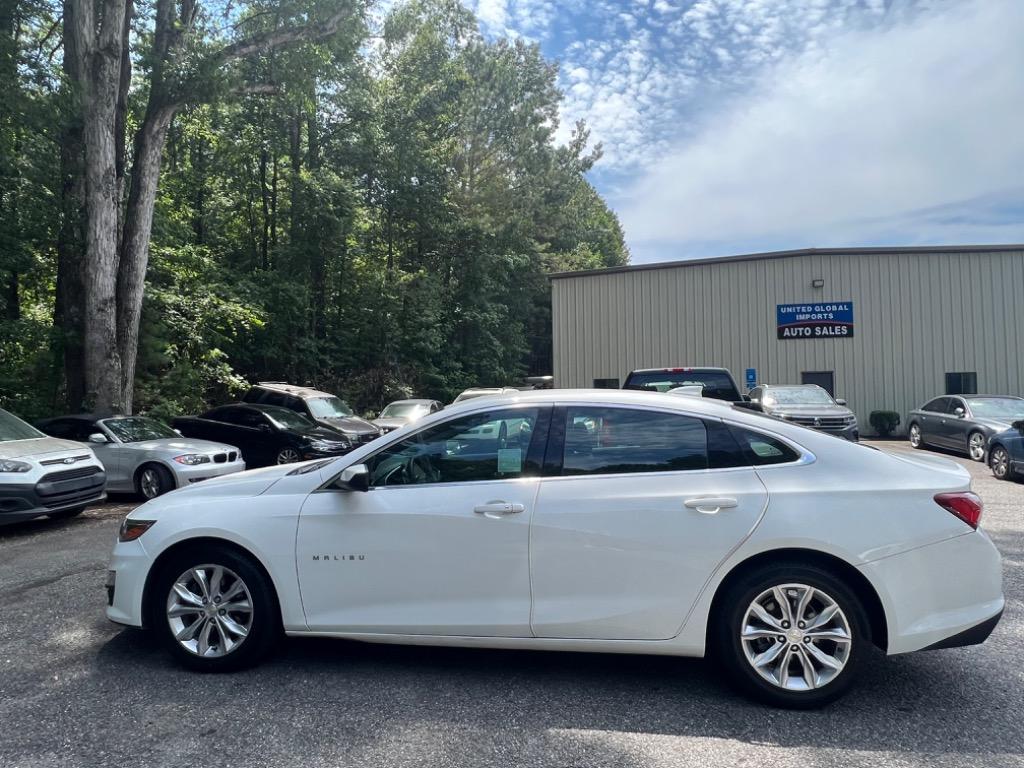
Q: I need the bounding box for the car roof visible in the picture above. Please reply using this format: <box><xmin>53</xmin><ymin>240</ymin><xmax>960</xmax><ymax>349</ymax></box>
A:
<box><xmin>239</xmin><ymin>403</ymin><xmax>302</xmax><ymax>416</ymax></box>
<box><xmin>628</xmin><ymin>367</ymin><xmax>731</xmax><ymax>374</ymax></box>
<box><xmin>252</xmin><ymin>382</ymin><xmax>337</xmax><ymax>399</ymax></box>
<box><xmin>38</xmin><ymin>413</ymin><xmax>126</xmax><ymax>424</ymax></box>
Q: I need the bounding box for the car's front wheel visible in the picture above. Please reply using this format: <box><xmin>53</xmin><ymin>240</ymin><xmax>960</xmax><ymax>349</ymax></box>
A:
<box><xmin>990</xmin><ymin>445</ymin><xmax>1012</xmax><ymax>480</ymax></box>
<box><xmin>276</xmin><ymin>447</ymin><xmax>301</xmax><ymax>464</ymax></box>
<box><xmin>968</xmin><ymin>431</ymin><xmax>987</xmax><ymax>462</ymax></box>
<box><xmin>908</xmin><ymin>423</ymin><xmax>923</xmax><ymax>449</ymax></box>
<box><xmin>149</xmin><ymin>544</ymin><xmax>281</xmax><ymax>671</ymax></box>
<box><xmin>714</xmin><ymin>563</ymin><xmax>870</xmax><ymax>708</ymax></box>
<box><xmin>137</xmin><ymin>464</ymin><xmax>174</xmax><ymax>500</ymax></box>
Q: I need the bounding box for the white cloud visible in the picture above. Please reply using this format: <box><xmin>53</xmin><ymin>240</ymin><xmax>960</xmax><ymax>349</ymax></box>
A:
<box><xmin>618</xmin><ymin>0</ymin><xmax>1024</xmax><ymax>260</ymax></box>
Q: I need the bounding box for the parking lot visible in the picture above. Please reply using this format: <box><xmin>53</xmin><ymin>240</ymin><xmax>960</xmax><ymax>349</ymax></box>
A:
<box><xmin>0</xmin><ymin>442</ymin><xmax>1021</xmax><ymax>768</ymax></box>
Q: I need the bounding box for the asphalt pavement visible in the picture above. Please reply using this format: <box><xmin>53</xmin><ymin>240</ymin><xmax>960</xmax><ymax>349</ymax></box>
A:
<box><xmin>0</xmin><ymin>443</ymin><xmax>1021</xmax><ymax>768</ymax></box>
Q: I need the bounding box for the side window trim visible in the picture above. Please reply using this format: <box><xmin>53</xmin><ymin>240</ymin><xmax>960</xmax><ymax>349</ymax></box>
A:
<box><xmin>719</xmin><ymin>419</ymin><xmax>814</xmax><ymax>468</ymax></box>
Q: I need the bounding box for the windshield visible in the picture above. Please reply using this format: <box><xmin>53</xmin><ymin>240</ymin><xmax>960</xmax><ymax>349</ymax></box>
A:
<box><xmin>381</xmin><ymin>403</ymin><xmax>429</xmax><ymax>419</ymax></box>
<box><xmin>966</xmin><ymin>398</ymin><xmax>1024</xmax><ymax>420</ymax></box>
<box><xmin>263</xmin><ymin>408</ymin><xmax>317</xmax><ymax>430</ymax></box>
<box><xmin>0</xmin><ymin>409</ymin><xmax>45</xmax><ymax>442</ymax></box>
<box><xmin>623</xmin><ymin>370</ymin><xmax>741</xmax><ymax>401</ymax></box>
<box><xmin>306</xmin><ymin>396</ymin><xmax>354</xmax><ymax>418</ymax></box>
<box><xmin>102</xmin><ymin>417</ymin><xmax>179</xmax><ymax>442</ymax></box>
<box><xmin>763</xmin><ymin>387</ymin><xmax>835</xmax><ymax>406</ymax></box>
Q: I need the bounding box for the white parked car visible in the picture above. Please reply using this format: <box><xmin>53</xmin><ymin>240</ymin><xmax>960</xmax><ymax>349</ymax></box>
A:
<box><xmin>0</xmin><ymin>407</ymin><xmax>107</xmax><ymax>526</ymax></box>
<box><xmin>106</xmin><ymin>390</ymin><xmax>1003</xmax><ymax>707</ymax></box>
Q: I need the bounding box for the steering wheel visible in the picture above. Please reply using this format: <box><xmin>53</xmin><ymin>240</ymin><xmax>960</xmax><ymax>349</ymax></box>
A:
<box><xmin>405</xmin><ymin>452</ymin><xmax>440</xmax><ymax>484</ymax></box>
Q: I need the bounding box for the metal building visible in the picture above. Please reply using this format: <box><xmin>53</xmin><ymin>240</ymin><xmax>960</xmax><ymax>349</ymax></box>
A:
<box><xmin>550</xmin><ymin>245</ymin><xmax>1024</xmax><ymax>434</ymax></box>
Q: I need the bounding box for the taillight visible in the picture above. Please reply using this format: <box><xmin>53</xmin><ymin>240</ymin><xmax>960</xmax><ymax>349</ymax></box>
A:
<box><xmin>934</xmin><ymin>492</ymin><xmax>983</xmax><ymax>529</ymax></box>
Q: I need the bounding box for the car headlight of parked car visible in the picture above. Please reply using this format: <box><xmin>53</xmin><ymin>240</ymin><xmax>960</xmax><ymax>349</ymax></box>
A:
<box><xmin>0</xmin><ymin>459</ymin><xmax>32</xmax><ymax>473</ymax></box>
<box><xmin>173</xmin><ymin>454</ymin><xmax>211</xmax><ymax>466</ymax></box>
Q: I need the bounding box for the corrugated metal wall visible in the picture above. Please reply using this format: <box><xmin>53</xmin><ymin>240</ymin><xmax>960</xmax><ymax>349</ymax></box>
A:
<box><xmin>551</xmin><ymin>248</ymin><xmax>1024</xmax><ymax>434</ymax></box>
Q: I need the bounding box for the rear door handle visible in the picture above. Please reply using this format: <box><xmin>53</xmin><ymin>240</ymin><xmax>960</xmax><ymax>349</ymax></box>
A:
<box><xmin>684</xmin><ymin>497</ymin><xmax>739</xmax><ymax>514</ymax></box>
<box><xmin>474</xmin><ymin>501</ymin><xmax>525</xmax><ymax>518</ymax></box>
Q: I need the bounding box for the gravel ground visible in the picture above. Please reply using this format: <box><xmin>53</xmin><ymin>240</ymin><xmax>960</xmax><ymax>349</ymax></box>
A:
<box><xmin>0</xmin><ymin>444</ymin><xmax>1021</xmax><ymax>768</ymax></box>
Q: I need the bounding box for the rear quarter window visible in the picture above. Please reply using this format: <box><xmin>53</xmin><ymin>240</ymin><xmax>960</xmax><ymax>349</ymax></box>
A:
<box><xmin>727</xmin><ymin>425</ymin><xmax>801</xmax><ymax>466</ymax></box>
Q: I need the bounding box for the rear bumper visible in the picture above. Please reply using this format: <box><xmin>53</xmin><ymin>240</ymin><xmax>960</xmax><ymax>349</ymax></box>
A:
<box><xmin>859</xmin><ymin>529</ymin><xmax>1004</xmax><ymax>655</ymax></box>
<box><xmin>0</xmin><ymin>472</ymin><xmax>107</xmax><ymax>526</ymax></box>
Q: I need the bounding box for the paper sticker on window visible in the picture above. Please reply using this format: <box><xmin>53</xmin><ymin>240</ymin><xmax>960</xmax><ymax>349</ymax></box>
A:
<box><xmin>750</xmin><ymin>441</ymin><xmax>783</xmax><ymax>458</ymax></box>
<box><xmin>497</xmin><ymin>448</ymin><xmax>522</xmax><ymax>474</ymax></box>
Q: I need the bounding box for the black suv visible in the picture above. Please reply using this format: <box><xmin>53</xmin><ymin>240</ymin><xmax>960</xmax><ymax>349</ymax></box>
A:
<box><xmin>242</xmin><ymin>382</ymin><xmax>381</xmax><ymax>446</ymax></box>
<box><xmin>622</xmin><ymin>367</ymin><xmax>744</xmax><ymax>402</ymax></box>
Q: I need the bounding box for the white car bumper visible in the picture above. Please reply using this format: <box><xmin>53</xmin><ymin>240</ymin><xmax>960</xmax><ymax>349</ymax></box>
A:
<box><xmin>860</xmin><ymin>529</ymin><xmax>1004</xmax><ymax>655</ymax></box>
<box><xmin>106</xmin><ymin>538</ymin><xmax>150</xmax><ymax>627</ymax></box>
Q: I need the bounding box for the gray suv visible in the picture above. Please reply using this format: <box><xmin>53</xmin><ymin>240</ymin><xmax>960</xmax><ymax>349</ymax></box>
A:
<box><xmin>242</xmin><ymin>382</ymin><xmax>381</xmax><ymax>446</ymax></box>
<box><xmin>748</xmin><ymin>384</ymin><xmax>859</xmax><ymax>441</ymax></box>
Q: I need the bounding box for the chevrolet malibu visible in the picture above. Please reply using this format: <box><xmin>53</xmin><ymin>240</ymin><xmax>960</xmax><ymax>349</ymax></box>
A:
<box><xmin>106</xmin><ymin>390</ymin><xmax>1003</xmax><ymax>708</ymax></box>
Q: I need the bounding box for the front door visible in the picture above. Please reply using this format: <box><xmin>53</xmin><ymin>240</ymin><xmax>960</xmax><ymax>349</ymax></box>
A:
<box><xmin>296</xmin><ymin>405</ymin><xmax>550</xmax><ymax>636</ymax></box>
<box><xmin>801</xmin><ymin>371</ymin><xmax>835</xmax><ymax>397</ymax></box>
<box><xmin>530</xmin><ymin>406</ymin><xmax>768</xmax><ymax>640</ymax></box>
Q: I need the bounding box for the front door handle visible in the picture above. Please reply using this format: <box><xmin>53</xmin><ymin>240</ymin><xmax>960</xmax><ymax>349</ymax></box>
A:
<box><xmin>474</xmin><ymin>501</ymin><xmax>525</xmax><ymax>518</ymax></box>
<box><xmin>684</xmin><ymin>497</ymin><xmax>739</xmax><ymax>514</ymax></box>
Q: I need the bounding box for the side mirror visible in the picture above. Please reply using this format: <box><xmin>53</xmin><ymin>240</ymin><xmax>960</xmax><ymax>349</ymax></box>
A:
<box><xmin>335</xmin><ymin>463</ymin><xmax>369</xmax><ymax>492</ymax></box>
<box><xmin>835</xmin><ymin>398</ymin><xmax>847</xmax><ymax>406</ymax></box>
<box><xmin>88</xmin><ymin>433</ymin><xmax>108</xmax><ymax>444</ymax></box>
<box><xmin>954</xmin><ymin>407</ymin><xmax>966</xmax><ymax>418</ymax></box>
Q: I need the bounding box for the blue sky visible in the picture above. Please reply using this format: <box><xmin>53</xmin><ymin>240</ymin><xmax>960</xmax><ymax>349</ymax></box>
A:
<box><xmin>463</xmin><ymin>0</ymin><xmax>1024</xmax><ymax>264</ymax></box>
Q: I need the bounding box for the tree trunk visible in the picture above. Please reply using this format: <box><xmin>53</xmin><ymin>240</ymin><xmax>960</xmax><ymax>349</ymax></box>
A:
<box><xmin>117</xmin><ymin>102</ymin><xmax>176</xmax><ymax>413</ymax></box>
<box><xmin>55</xmin><ymin>0</ymin><xmax>88</xmax><ymax>410</ymax></box>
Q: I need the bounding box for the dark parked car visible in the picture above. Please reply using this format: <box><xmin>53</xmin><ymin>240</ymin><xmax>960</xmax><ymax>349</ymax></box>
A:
<box><xmin>172</xmin><ymin>404</ymin><xmax>353</xmax><ymax>467</ymax></box>
<box><xmin>907</xmin><ymin>395</ymin><xmax>1024</xmax><ymax>461</ymax></box>
<box><xmin>622</xmin><ymin>367</ymin><xmax>744</xmax><ymax>402</ymax></box>
<box><xmin>242</xmin><ymin>382</ymin><xmax>381</xmax><ymax>446</ymax></box>
<box><xmin>985</xmin><ymin>421</ymin><xmax>1024</xmax><ymax>482</ymax></box>
<box><xmin>747</xmin><ymin>384</ymin><xmax>858</xmax><ymax>441</ymax></box>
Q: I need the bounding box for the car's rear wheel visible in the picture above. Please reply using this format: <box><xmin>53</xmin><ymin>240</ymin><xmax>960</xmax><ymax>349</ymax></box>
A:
<box><xmin>714</xmin><ymin>563</ymin><xmax>870</xmax><ymax>708</ymax></box>
<box><xmin>968</xmin><ymin>431</ymin><xmax>987</xmax><ymax>462</ymax></box>
<box><xmin>990</xmin><ymin>445</ymin><xmax>1012</xmax><ymax>480</ymax></box>
<box><xmin>137</xmin><ymin>464</ymin><xmax>174</xmax><ymax>500</ymax></box>
<box><xmin>908</xmin><ymin>423</ymin><xmax>923</xmax><ymax>449</ymax></box>
<box><xmin>149</xmin><ymin>544</ymin><xmax>280</xmax><ymax>671</ymax></box>
<box><xmin>46</xmin><ymin>506</ymin><xmax>85</xmax><ymax>520</ymax></box>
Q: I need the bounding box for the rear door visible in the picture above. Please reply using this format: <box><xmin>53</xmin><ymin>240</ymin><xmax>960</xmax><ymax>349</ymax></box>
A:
<box><xmin>529</xmin><ymin>405</ymin><xmax>768</xmax><ymax>640</ymax></box>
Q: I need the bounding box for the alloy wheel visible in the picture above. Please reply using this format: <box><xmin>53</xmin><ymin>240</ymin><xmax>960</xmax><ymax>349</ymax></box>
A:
<box><xmin>909</xmin><ymin>425</ymin><xmax>921</xmax><ymax>447</ymax></box>
<box><xmin>991</xmin><ymin>447</ymin><xmax>1010</xmax><ymax>479</ymax></box>
<box><xmin>740</xmin><ymin>583</ymin><xmax>852</xmax><ymax>692</ymax></box>
<box><xmin>969</xmin><ymin>433</ymin><xmax>986</xmax><ymax>462</ymax></box>
<box><xmin>166</xmin><ymin>564</ymin><xmax>253</xmax><ymax>658</ymax></box>
<box><xmin>140</xmin><ymin>468</ymin><xmax>162</xmax><ymax>499</ymax></box>
<box><xmin>277</xmin><ymin>448</ymin><xmax>301</xmax><ymax>464</ymax></box>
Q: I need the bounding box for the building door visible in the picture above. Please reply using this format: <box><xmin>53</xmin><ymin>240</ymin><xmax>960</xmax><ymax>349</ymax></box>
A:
<box><xmin>801</xmin><ymin>371</ymin><xmax>835</xmax><ymax>397</ymax></box>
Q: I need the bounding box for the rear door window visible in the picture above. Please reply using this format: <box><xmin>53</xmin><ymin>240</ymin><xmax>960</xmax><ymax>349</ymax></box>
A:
<box><xmin>561</xmin><ymin>407</ymin><xmax>708</xmax><ymax>475</ymax></box>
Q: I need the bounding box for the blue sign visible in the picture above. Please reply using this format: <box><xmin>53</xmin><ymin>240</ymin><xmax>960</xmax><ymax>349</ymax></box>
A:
<box><xmin>745</xmin><ymin>368</ymin><xmax>757</xmax><ymax>388</ymax></box>
<box><xmin>777</xmin><ymin>301</ymin><xmax>854</xmax><ymax>340</ymax></box>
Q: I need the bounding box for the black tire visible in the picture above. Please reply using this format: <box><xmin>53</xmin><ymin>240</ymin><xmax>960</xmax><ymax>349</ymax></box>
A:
<box><xmin>136</xmin><ymin>463</ymin><xmax>174</xmax><ymax>500</ymax></box>
<box><xmin>990</xmin><ymin>445</ymin><xmax>1012</xmax><ymax>481</ymax></box>
<box><xmin>712</xmin><ymin>562</ymin><xmax>870</xmax><ymax>709</ymax></box>
<box><xmin>46</xmin><ymin>506</ymin><xmax>85</xmax><ymax>520</ymax></box>
<box><xmin>148</xmin><ymin>543</ymin><xmax>281</xmax><ymax>672</ymax></box>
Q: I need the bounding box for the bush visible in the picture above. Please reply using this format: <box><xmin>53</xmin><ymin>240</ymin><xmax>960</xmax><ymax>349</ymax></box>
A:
<box><xmin>869</xmin><ymin>410</ymin><xmax>901</xmax><ymax>437</ymax></box>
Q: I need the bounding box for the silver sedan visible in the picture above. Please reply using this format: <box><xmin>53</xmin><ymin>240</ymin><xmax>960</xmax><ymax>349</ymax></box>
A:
<box><xmin>36</xmin><ymin>415</ymin><xmax>245</xmax><ymax>499</ymax></box>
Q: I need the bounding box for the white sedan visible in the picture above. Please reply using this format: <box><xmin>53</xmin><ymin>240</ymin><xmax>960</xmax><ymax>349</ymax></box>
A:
<box><xmin>106</xmin><ymin>390</ymin><xmax>1003</xmax><ymax>708</ymax></box>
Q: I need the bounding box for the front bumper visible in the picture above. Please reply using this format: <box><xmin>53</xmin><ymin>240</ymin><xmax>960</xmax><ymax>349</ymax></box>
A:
<box><xmin>0</xmin><ymin>469</ymin><xmax>107</xmax><ymax>526</ymax></box>
<box><xmin>106</xmin><ymin>538</ymin><xmax>150</xmax><ymax>627</ymax></box>
<box><xmin>171</xmin><ymin>459</ymin><xmax>247</xmax><ymax>488</ymax></box>
<box><xmin>860</xmin><ymin>529</ymin><xmax>1004</xmax><ymax>655</ymax></box>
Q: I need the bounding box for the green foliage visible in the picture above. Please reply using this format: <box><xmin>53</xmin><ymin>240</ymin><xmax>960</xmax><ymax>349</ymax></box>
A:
<box><xmin>0</xmin><ymin>0</ymin><xmax>629</xmax><ymax>420</ymax></box>
<box><xmin>869</xmin><ymin>410</ymin><xmax>901</xmax><ymax>437</ymax></box>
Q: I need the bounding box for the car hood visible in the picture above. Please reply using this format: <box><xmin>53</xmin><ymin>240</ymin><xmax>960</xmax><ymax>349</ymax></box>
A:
<box><xmin>0</xmin><ymin>436</ymin><xmax>89</xmax><ymax>460</ymax></box>
<box><xmin>122</xmin><ymin>438</ymin><xmax>238</xmax><ymax>454</ymax></box>
<box><xmin>972</xmin><ymin>417</ymin><xmax>1018</xmax><ymax>432</ymax></box>
<box><xmin>315</xmin><ymin>415</ymin><xmax>378</xmax><ymax>434</ymax></box>
<box><xmin>372</xmin><ymin>417</ymin><xmax>408</xmax><ymax>430</ymax></box>
<box><xmin>157</xmin><ymin>463</ymin><xmax>297</xmax><ymax>501</ymax></box>
<box><xmin>294</xmin><ymin>425</ymin><xmax>355</xmax><ymax>442</ymax></box>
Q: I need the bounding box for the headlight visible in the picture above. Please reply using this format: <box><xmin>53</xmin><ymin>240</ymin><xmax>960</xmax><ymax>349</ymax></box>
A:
<box><xmin>118</xmin><ymin>519</ymin><xmax>155</xmax><ymax>542</ymax></box>
<box><xmin>0</xmin><ymin>459</ymin><xmax>32</xmax><ymax>473</ymax></box>
<box><xmin>173</xmin><ymin>454</ymin><xmax>211</xmax><ymax>465</ymax></box>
